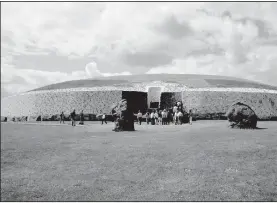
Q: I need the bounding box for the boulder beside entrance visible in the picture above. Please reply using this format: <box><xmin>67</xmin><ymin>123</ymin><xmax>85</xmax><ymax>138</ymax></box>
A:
<box><xmin>226</xmin><ymin>102</ymin><xmax>258</xmax><ymax>129</ymax></box>
<box><xmin>112</xmin><ymin>99</ymin><xmax>135</xmax><ymax>132</ymax></box>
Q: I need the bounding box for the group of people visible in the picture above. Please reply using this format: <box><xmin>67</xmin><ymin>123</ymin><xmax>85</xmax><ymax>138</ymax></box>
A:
<box><xmin>60</xmin><ymin>109</ymin><xmax>85</xmax><ymax>126</ymax></box>
<box><xmin>60</xmin><ymin>110</ymin><xmax>108</xmax><ymax>126</ymax></box>
<box><xmin>60</xmin><ymin>101</ymin><xmax>193</xmax><ymax>127</ymax></box>
<box><xmin>136</xmin><ymin>101</ymin><xmax>193</xmax><ymax>125</ymax></box>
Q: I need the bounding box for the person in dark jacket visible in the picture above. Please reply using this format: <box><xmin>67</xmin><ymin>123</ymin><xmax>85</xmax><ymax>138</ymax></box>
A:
<box><xmin>189</xmin><ymin>109</ymin><xmax>193</xmax><ymax>125</ymax></box>
<box><xmin>60</xmin><ymin>112</ymin><xmax>65</xmax><ymax>124</ymax></box>
<box><xmin>71</xmin><ymin>109</ymin><xmax>76</xmax><ymax>126</ymax></box>
<box><xmin>111</xmin><ymin>109</ymin><xmax>117</xmax><ymax>122</ymax></box>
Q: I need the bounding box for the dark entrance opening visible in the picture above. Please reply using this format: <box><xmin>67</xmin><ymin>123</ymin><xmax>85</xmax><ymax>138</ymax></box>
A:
<box><xmin>122</xmin><ymin>91</ymin><xmax>148</xmax><ymax>114</ymax></box>
<box><xmin>160</xmin><ymin>92</ymin><xmax>182</xmax><ymax>110</ymax></box>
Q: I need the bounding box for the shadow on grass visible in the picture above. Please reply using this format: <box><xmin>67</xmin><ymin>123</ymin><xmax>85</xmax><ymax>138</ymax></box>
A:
<box><xmin>255</xmin><ymin>127</ymin><xmax>268</xmax><ymax>130</ymax></box>
<box><xmin>230</xmin><ymin>127</ymin><xmax>268</xmax><ymax>130</ymax></box>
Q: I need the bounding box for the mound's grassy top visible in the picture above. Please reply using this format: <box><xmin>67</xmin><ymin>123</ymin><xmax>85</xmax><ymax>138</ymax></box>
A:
<box><xmin>30</xmin><ymin>74</ymin><xmax>277</xmax><ymax>91</ymax></box>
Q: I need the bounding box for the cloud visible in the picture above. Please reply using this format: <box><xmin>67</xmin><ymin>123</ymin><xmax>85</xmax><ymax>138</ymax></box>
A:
<box><xmin>1</xmin><ymin>2</ymin><xmax>277</xmax><ymax>96</ymax></box>
<box><xmin>1</xmin><ymin>60</ymin><xmax>132</xmax><ymax>96</ymax></box>
<box><xmin>85</xmin><ymin>62</ymin><xmax>102</xmax><ymax>78</ymax></box>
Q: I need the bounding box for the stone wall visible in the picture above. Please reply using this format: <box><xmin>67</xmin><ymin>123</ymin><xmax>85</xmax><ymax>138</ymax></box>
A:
<box><xmin>2</xmin><ymin>84</ymin><xmax>277</xmax><ymax>120</ymax></box>
<box><xmin>182</xmin><ymin>90</ymin><xmax>277</xmax><ymax>119</ymax></box>
<box><xmin>1</xmin><ymin>90</ymin><xmax>122</xmax><ymax>117</ymax></box>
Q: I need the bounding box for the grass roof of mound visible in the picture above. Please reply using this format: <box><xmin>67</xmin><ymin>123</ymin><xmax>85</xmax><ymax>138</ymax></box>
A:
<box><xmin>29</xmin><ymin>74</ymin><xmax>277</xmax><ymax>91</ymax></box>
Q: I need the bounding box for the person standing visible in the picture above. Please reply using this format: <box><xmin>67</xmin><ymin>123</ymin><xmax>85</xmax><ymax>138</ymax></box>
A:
<box><xmin>60</xmin><ymin>111</ymin><xmax>65</xmax><ymax>124</ymax></box>
<box><xmin>189</xmin><ymin>109</ymin><xmax>193</xmax><ymax>125</ymax></box>
<box><xmin>145</xmin><ymin>112</ymin><xmax>150</xmax><ymax>124</ymax></box>
<box><xmin>150</xmin><ymin>111</ymin><xmax>155</xmax><ymax>125</ymax></box>
<box><xmin>101</xmin><ymin>113</ymin><xmax>107</xmax><ymax>125</ymax></box>
<box><xmin>137</xmin><ymin>110</ymin><xmax>142</xmax><ymax>125</ymax></box>
<box><xmin>177</xmin><ymin>110</ymin><xmax>184</xmax><ymax>125</ymax></box>
<box><xmin>70</xmin><ymin>109</ymin><xmax>76</xmax><ymax>126</ymax></box>
<box><xmin>174</xmin><ymin>111</ymin><xmax>178</xmax><ymax>125</ymax></box>
<box><xmin>161</xmin><ymin>109</ymin><xmax>167</xmax><ymax>125</ymax></box>
<box><xmin>79</xmin><ymin>110</ymin><xmax>84</xmax><ymax>125</ymax></box>
<box><xmin>166</xmin><ymin>109</ymin><xmax>171</xmax><ymax>125</ymax></box>
<box><xmin>173</xmin><ymin>104</ymin><xmax>178</xmax><ymax>115</ymax></box>
<box><xmin>154</xmin><ymin>110</ymin><xmax>159</xmax><ymax>125</ymax></box>
<box><xmin>158</xmin><ymin>110</ymin><xmax>162</xmax><ymax>125</ymax></box>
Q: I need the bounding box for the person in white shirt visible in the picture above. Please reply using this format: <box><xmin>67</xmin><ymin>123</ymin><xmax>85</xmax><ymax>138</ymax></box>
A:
<box><xmin>161</xmin><ymin>109</ymin><xmax>167</xmax><ymax>125</ymax></box>
<box><xmin>150</xmin><ymin>111</ymin><xmax>155</xmax><ymax>125</ymax></box>
<box><xmin>177</xmin><ymin>110</ymin><xmax>184</xmax><ymax>125</ymax></box>
<box><xmin>145</xmin><ymin>112</ymin><xmax>150</xmax><ymax>124</ymax></box>
<box><xmin>173</xmin><ymin>105</ymin><xmax>178</xmax><ymax>114</ymax></box>
<box><xmin>137</xmin><ymin>110</ymin><xmax>143</xmax><ymax>125</ymax></box>
<box><xmin>101</xmin><ymin>113</ymin><xmax>107</xmax><ymax>125</ymax></box>
<box><xmin>154</xmin><ymin>111</ymin><xmax>159</xmax><ymax>125</ymax></box>
<box><xmin>174</xmin><ymin>111</ymin><xmax>178</xmax><ymax>125</ymax></box>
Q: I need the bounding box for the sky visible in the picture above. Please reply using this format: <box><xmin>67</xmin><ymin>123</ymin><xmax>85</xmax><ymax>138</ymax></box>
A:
<box><xmin>1</xmin><ymin>2</ymin><xmax>277</xmax><ymax>97</ymax></box>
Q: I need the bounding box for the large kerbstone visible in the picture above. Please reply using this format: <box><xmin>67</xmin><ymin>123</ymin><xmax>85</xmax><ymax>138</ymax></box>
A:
<box><xmin>112</xmin><ymin>99</ymin><xmax>135</xmax><ymax>131</ymax></box>
<box><xmin>226</xmin><ymin>102</ymin><xmax>258</xmax><ymax>129</ymax></box>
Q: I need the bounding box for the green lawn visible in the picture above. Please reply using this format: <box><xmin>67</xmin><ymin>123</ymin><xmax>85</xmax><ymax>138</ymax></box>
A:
<box><xmin>1</xmin><ymin>121</ymin><xmax>277</xmax><ymax>201</ymax></box>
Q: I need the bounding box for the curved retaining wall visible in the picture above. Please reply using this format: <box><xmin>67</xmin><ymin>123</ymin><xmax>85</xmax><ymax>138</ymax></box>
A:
<box><xmin>182</xmin><ymin>88</ymin><xmax>277</xmax><ymax>119</ymax></box>
<box><xmin>2</xmin><ymin>85</ymin><xmax>277</xmax><ymax>119</ymax></box>
<box><xmin>1</xmin><ymin>90</ymin><xmax>122</xmax><ymax>117</ymax></box>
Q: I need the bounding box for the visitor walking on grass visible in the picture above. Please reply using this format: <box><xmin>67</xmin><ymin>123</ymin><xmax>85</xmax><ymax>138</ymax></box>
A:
<box><xmin>101</xmin><ymin>113</ymin><xmax>107</xmax><ymax>125</ymax></box>
<box><xmin>70</xmin><ymin>109</ymin><xmax>76</xmax><ymax>126</ymax></box>
<box><xmin>60</xmin><ymin>111</ymin><xmax>65</xmax><ymax>124</ymax></box>
<box><xmin>137</xmin><ymin>110</ymin><xmax>142</xmax><ymax>125</ymax></box>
